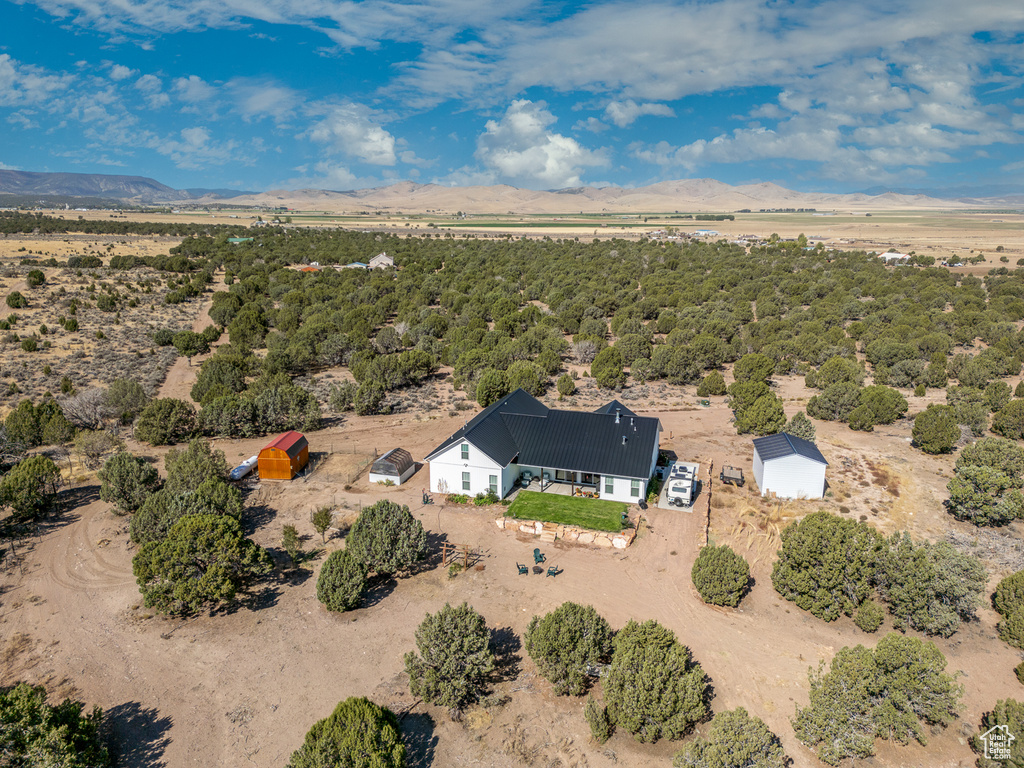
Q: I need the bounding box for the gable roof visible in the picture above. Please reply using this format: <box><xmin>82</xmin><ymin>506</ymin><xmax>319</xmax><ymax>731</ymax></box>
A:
<box><xmin>752</xmin><ymin>433</ymin><xmax>827</xmax><ymax>466</ymax></box>
<box><xmin>591</xmin><ymin>399</ymin><xmax>637</xmax><ymax>418</ymax></box>
<box><xmin>262</xmin><ymin>430</ymin><xmax>308</xmax><ymax>457</ymax></box>
<box><xmin>371</xmin><ymin>447</ymin><xmax>414</xmax><ymax>475</ymax></box>
<box><xmin>426</xmin><ymin>389</ymin><xmax>660</xmax><ymax>479</ymax></box>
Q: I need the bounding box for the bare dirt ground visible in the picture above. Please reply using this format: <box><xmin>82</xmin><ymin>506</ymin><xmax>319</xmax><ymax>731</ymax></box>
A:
<box><xmin>1</xmin><ymin>382</ymin><xmax>1020</xmax><ymax>768</ymax></box>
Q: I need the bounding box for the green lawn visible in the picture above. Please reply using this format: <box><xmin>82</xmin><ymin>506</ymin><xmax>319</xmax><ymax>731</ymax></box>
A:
<box><xmin>506</xmin><ymin>491</ymin><xmax>626</xmax><ymax>532</ymax></box>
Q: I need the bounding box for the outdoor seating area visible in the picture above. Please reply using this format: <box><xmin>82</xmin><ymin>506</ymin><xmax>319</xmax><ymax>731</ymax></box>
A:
<box><xmin>517</xmin><ymin>549</ymin><xmax>558</xmax><ymax>576</ymax></box>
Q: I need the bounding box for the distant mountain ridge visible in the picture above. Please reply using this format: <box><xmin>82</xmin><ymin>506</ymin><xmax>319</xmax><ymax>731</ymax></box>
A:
<box><xmin>0</xmin><ymin>171</ymin><xmax>253</xmax><ymax>203</ymax></box>
<box><xmin>0</xmin><ymin>169</ymin><xmax>1018</xmax><ymax>212</ymax></box>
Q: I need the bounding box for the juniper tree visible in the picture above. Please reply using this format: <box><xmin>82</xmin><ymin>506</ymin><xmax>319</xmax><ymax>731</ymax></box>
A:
<box><xmin>604</xmin><ymin>620</ymin><xmax>709</xmax><ymax>743</ymax></box>
<box><xmin>346</xmin><ymin>499</ymin><xmax>427</xmax><ymax>577</ymax></box>
<box><xmin>287</xmin><ymin>697</ymin><xmax>405</xmax><ymax>768</ymax></box>
<box><xmin>524</xmin><ymin>602</ymin><xmax>612</xmax><ymax>695</ymax></box>
<box><xmin>404</xmin><ymin>602</ymin><xmax>495</xmax><ymax>715</ymax></box>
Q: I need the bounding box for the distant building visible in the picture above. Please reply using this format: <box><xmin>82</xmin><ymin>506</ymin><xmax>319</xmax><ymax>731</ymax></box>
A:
<box><xmin>369</xmin><ymin>252</ymin><xmax>394</xmax><ymax>269</ymax></box>
<box><xmin>878</xmin><ymin>251</ymin><xmax>911</xmax><ymax>263</ymax></box>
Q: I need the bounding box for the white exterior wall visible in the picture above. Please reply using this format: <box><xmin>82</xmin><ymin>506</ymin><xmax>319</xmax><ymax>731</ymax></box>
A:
<box><xmin>752</xmin><ymin>450</ymin><xmax>765</xmax><ymax>493</ymax></box>
<box><xmin>369</xmin><ymin>463</ymin><xmax>416</xmax><ymax>486</ymax></box>
<box><xmin>429</xmin><ymin>441</ymin><xmax>505</xmax><ymax>496</ymax></box>
<box><xmin>758</xmin><ymin>454</ymin><xmax>825</xmax><ymax>500</ymax></box>
<box><xmin>601</xmin><ymin>475</ymin><xmax>645</xmax><ymax>504</ymax></box>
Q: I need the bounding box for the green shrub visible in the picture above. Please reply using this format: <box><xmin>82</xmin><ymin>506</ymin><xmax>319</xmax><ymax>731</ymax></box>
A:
<box><xmin>696</xmin><ymin>371</ymin><xmax>727</xmax><ymax>396</ymax></box>
<box><xmin>316</xmin><ymin>549</ymin><xmax>367</xmax><ymax>612</ymax></box>
<box><xmin>584</xmin><ymin>696</ymin><xmax>613</xmax><ymax>744</ymax></box>
<box><xmin>912</xmin><ymin>406</ymin><xmax>958</xmax><ymax>454</ymax></box>
<box><xmin>853</xmin><ymin>599</ymin><xmax>884</xmax><ymax>633</ymax></box>
<box><xmin>604</xmin><ymin>619</ymin><xmax>709</xmax><ymax>743</ymax></box>
<box><xmin>772</xmin><ymin>512</ymin><xmax>882</xmax><ymax>621</ymax></box>
<box><xmin>794</xmin><ymin>634</ymin><xmax>962</xmax><ymax>765</ymax></box>
<box><xmin>346</xmin><ymin>499</ymin><xmax>427</xmax><ymax>576</ymax></box>
<box><xmin>6</xmin><ymin>291</ymin><xmax>27</xmax><ymax>309</ymax></box>
<box><xmin>672</xmin><ymin>707</ymin><xmax>788</xmax><ymax>768</ymax></box>
<box><xmin>20</xmin><ymin>338</ymin><xmax>37</xmax><ymax>352</ymax></box>
<box><xmin>525</xmin><ymin>602</ymin><xmax>612</xmax><ymax>696</ymax></box>
<box><xmin>287</xmin><ymin>697</ymin><xmax>405</xmax><ymax>768</ymax></box>
<box><xmin>691</xmin><ymin>544</ymin><xmax>749</xmax><ymax>607</ymax></box>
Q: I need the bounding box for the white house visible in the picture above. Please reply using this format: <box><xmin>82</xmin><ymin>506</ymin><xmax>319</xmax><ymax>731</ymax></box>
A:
<box><xmin>425</xmin><ymin>390</ymin><xmax>661</xmax><ymax>504</ymax></box>
<box><xmin>878</xmin><ymin>251</ymin><xmax>911</xmax><ymax>263</ymax></box>
<box><xmin>751</xmin><ymin>433</ymin><xmax>828</xmax><ymax>500</ymax></box>
<box><xmin>369</xmin><ymin>252</ymin><xmax>394</xmax><ymax>269</ymax></box>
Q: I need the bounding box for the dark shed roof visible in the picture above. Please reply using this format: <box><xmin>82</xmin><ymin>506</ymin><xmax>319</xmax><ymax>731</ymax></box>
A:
<box><xmin>372</xmin><ymin>448</ymin><xmax>415</xmax><ymax>475</ymax></box>
<box><xmin>425</xmin><ymin>389</ymin><xmax>660</xmax><ymax>479</ymax></box>
<box><xmin>752</xmin><ymin>433</ymin><xmax>827</xmax><ymax>466</ymax></box>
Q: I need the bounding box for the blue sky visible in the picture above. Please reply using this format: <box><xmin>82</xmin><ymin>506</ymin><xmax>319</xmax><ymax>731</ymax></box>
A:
<box><xmin>1</xmin><ymin>0</ymin><xmax>1022</xmax><ymax>193</ymax></box>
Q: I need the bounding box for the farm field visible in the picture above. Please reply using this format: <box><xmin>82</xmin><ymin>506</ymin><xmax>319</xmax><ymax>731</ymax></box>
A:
<box><xmin>0</xmin><ymin>211</ymin><xmax>1023</xmax><ymax>767</ymax></box>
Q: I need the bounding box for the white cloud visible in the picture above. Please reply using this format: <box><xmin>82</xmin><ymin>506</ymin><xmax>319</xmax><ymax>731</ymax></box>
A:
<box><xmin>151</xmin><ymin>126</ymin><xmax>240</xmax><ymax>169</ymax></box>
<box><xmin>134</xmin><ymin>74</ymin><xmax>170</xmax><ymax>109</ymax></box>
<box><xmin>307</xmin><ymin>102</ymin><xmax>397</xmax><ymax>165</ymax></box>
<box><xmin>472</xmin><ymin>100</ymin><xmax>608</xmax><ymax>188</ymax></box>
<box><xmin>228</xmin><ymin>78</ymin><xmax>301</xmax><ymax>123</ymax></box>
<box><xmin>173</xmin><ymin>75</ymin><xmax>217</xmax><ymax>104</ymax></box>
<box><xmin>603</xmin><ymin>100</ymin><xmax>674</xmax><ymax>128</ymax></box>
<box><xmin>109</xmin><ymin>64</ymin><xmax>134</xmax><ymax>81</ymax></box>
<box><xmin>0</xmin><ymin>54</ymin><xmax>71</xmax><ymax>107</ymax></box>
<box><xmin>574</xmin><ymin>117</ymin><xmax>609</xmax><ymax>133</ymax></box>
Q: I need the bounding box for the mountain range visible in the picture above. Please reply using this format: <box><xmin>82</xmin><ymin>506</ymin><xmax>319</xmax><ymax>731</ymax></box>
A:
<box><xmin>1</xmin><ymin>170</ymin><xmax>1020</xmax><ymax>213</ymax></box>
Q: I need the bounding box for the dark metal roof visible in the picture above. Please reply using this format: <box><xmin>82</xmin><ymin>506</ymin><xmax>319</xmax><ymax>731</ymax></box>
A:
<box><xmin>591</xmin><ymin>399</ymin><xmax>637</xmax><ymax>418</ymax></box>
<box><xmin>424</xmin><ymin>389</ymin><xmax>548</xmax><ymax>464</ymax></box>
<box><xmin>425</xmin><ymin>390</ymin><xmax>660</xmax><ymax>479</ymax></box>
<box><xmin>372</xmin><ymin>447</ymin><xmax>415</xmax><ymax>475</ymax></box>
<box><xmin>752</xmin><ymin>433</ymin><xmax>828</xmax><ymax>466</ymax></box>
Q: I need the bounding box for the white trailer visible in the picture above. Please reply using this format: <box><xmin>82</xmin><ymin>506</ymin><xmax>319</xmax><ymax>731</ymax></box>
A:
<box><xmin>665</xmin><ymin>462</ymin><xmax>700</xmax><ymax>507</ymax></box>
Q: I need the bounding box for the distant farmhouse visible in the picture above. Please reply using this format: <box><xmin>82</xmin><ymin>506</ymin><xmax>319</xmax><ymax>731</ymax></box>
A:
<box><xmin>339</xmin><ymin>252</ymin><xmax>394</xmax><ymax>270</ymax></box>
<box><xmin>425</xmin><ymin>390</ymin><xmax>661</xmax><ymax>503</ymax></box>
<box><xmin>878</xmin><ymin>250</ymin><xmax>912</xmax><ymax>263</ymax></box>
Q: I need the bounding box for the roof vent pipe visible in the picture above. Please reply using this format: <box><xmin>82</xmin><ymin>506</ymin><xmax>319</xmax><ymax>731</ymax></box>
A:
<box><xmin>615</xmin><ymin>409</ymin><xmax>620</xmax><ymax>424</ymax></box>
<box><xmin>622</xmin><ymin>435</ymin><xmax>627</xmax><ymax>446</ymax></box>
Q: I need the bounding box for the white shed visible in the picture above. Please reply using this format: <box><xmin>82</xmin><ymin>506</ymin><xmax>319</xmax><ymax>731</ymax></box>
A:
<box><xmin>369</xmin><ymin>448</ymin><xmax>417</xmax><ymax>486</ymax></box>
<box><xmin>751</xmin><ymin>433</ymin><xmax>827</xmax><ymax>500</ymax></box>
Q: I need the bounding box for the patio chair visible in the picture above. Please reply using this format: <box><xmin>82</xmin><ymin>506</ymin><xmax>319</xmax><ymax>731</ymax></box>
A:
<box><xmin>546</xmin><ymin>565</ymin><xmax>560</xmax><ymax>577</ymax></box>
<box><xmin>533</xmin><ymin>548</ymin><xmax>546</xmax><ymax>564</ymax></box>
<box><xmin>516</xmin><ymin>562</ymin><xmax>528</xmax><ymax>575</ymax></box>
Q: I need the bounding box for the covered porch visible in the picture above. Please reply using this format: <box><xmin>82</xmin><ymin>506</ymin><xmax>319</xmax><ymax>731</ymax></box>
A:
<box><xmin>514</xmin><ymin>466</ymin><xmax>602</xmax><ymax>499</ymax></box>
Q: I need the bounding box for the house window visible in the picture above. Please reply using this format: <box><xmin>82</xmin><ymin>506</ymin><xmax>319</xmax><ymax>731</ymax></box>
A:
<box><xmin>605</xmin><ymin>476</ymin><xmax>614</xmax><ymax>495</ymax></box>
<box><xmin>461</xmin><ymin>444</ymin><xmax>469</xmax><ymax>461</ymax></box>
<box><xmin>489</xmin><ymin>475</ymin><xmax>498</xmax><ymax>495</ymax></box>
<box><xmin>462</xmin><ymin>472</ymin><xmax>471</xmax><ymax>491</ymax></box>
<box><xmin>630</xmin><ymin>479</ymin><xmax>641</xmax><ymax>497</ymax></box>
<box><xmin>555</xmin><ymin>470</ymin><xmax>572</xmax><ymax>482</ymax></box>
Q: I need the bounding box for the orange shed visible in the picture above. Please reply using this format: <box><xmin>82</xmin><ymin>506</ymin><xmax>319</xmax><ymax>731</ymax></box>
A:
<box><xmin>258</xmin><ymin>431</ymin><xmax>309</xmax><ymax>480</ymax></box>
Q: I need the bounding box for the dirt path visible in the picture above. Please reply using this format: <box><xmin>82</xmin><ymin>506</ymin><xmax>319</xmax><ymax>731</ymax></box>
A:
<box><xmin>157</xmin><ymin>276</ymin><xmax>229</xmax><ymax>402</ymax></box>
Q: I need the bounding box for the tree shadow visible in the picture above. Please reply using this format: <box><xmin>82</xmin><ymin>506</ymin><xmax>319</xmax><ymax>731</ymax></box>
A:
<box><xmin>360</xmin><ymin>575</ymin><xmax>399</xmax><ymax>608</ymax></box>
<box><xmin>105</xmin><ymin>701</ymin><xmax>173</xmax><ymax>768</ymax></box>
<box><xmin>401</xmin><ymin>711</ymin><xmax>438</xmax><ymax>768</ymax></box>
<box><xmin>241</xmin><ymin>502</ymin><xmax>276</xmax><ymax>537</ymax></box>
<box><xmin>224</xmin><ymin>582</ymin><xmax>282</xmax><ymax>614</ymax></box>
<box><xmin>489</xmin><ymin>626</ymin><xmax>522</xmax><ymax>681</ymax></box>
